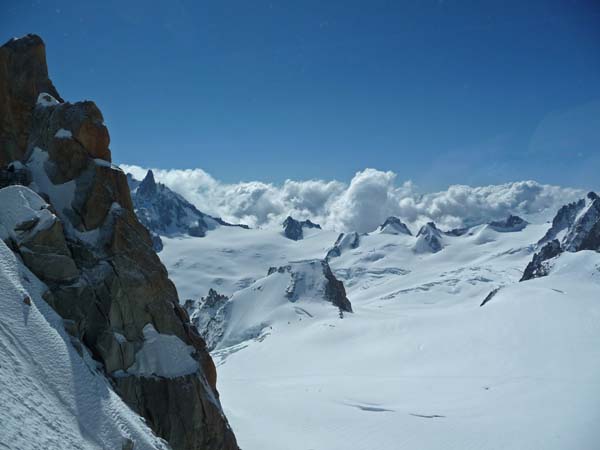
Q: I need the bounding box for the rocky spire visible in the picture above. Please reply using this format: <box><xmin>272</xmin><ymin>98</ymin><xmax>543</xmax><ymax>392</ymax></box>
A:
<box><xmin>0</xmin><ymin>34</ymin><xmax>63</xmax><ymax>166</ymax></box>
<box><xmin>137</xmin><ymin>169</ymin><xmax>157</xmax><ymax>197</ymax></box>
<box><xmin>0</xmin><ymin>35</ymin><xmax>239</xmax><ymax>450</ymax></box>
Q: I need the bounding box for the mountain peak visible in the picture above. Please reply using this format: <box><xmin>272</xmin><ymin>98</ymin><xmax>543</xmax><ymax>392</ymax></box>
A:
<box><xmin>282</xmin><ymin>216</ymin><xmax>321</xmax><ymax>240</ymax></box>
<box><xmin>417</xmin><ymin>221</ymin><xmax>439</xmax><ymax>234</ymax></box>
<box><xmin>379</xmin><ymin>216</ymin><xmax>412</xmax><ymax>235</ymax></box>
<box><xmin>0</xmin><ymin>33</ymin><xmax>63</xmax><ymax>165</ymax></box>
<box><xmin>137</xmin><ymin>169</ymin><xmax>157</xmax><ymax>196</ymax></box>
<box><xmin>414</xmin><ymin>222</ymin><xmax>443</xmax><ymax>253</ymax></box>
<box><xmin>488</xmin><ymin>215</ymin><xmax>528</xmax><ymax>232</ymax></box>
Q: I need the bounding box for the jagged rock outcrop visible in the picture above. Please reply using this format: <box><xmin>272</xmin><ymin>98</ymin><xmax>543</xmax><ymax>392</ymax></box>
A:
<box><xmin>150</xmin><ymin>230</ymin><xmax>164</xmax><ymax>252</ymax></box>
<box><xmin>185</xmin><ymin>260</ymin><xmax>352</xmax><ymax>351</ymax></box>
<box><xmin>414</xmin><ymin>222</ymin><xmax>444</xmax><ymax>253</ymax></box>
<box><xmin>129</xmin><ymin>169</ymin><xmax>247</xmax><ymax>242</ymax></box>
<box><xmin>184</xmin><ymin>289</ymin><xmax>229</xmax><ymax>351</ymax></box>
<box><xmin>488</xmin><ymin>215</ymin><xmax>528</xmax><ymax>232</ymax></box>
<box><xmin>0</xmin><ymin>185</ymin><xmax>79</xmax><ymax>283</ymax></box>
<box><xmin>378</xmin><ymin>216</ymin><xmax>412</xmax><ymax>235</ymax></box>
<box><xmin>538</xmin><ymin>197</ymin><xmax>587</xmax><ymax>246</ymax></box>
<box><xmin>326</xmin><ymin>232</ymin><xmax>360</xmax><ymax>260</ymax></box>
<box><xmin>282</xmin><ymin>215</ymin><xmax>321</xmax><ymax>240</ymax></box>
<box><xmin>561</xmin><ymin>192</ymin><xmax>600</xmax><ymax>252</ymax></box>
<box><xmin>480</xmin><ymin>287</ymin><xmax>501</xmax><ymax>307</ymax></box>
<box><xmin>0</xmin><ymin>35</ymin><xmax>238</xmax><ymax>450</ymax></box>
<box><xmin>268</xmin><ymin>259</ymin><xmax>353</xmax><ymax>313</ymax></box>
<box><xmin>521</xmin><ymin>192</ymin><xmax>600</xmax><ymax>281</ymax></box>
<box><xmin>0</xmin><ymin>34</ymin><xmax>63</xmax><ymax>166</ymax></box>
<box><xmin>520</xmin><ymin>240</ymin><xmax>562</xmax><ymax>281</ymax></box>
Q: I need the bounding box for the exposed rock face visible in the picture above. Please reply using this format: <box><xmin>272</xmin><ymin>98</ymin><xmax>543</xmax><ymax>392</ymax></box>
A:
<box><xmin>129</xmin><ymin>169</ymin><xmax>247</xmax><ymax>240</ymax></box>
<box><xmin>0</xmin><ymin>185</ymin><xmax>78</xmax><ymax>284</ymax></box>
<box><xmin>414</xmin><ymin>222</ymin><xmax>443</xmax><ymax>253</ymax></box>
<box><xmin>268</xmin><ymin>259</ymin><xmax>353</xmax><ymax>313</ymax></box>
<box><xmin>326</xmin><ymin>232</ymin><xmax>360</xmax><ymax>260</ymax></box>
<box><xmin>321</xmin><ymin>260</ymin><xmax>353</xmax><ymax>313</ymax></box>
<box><xmin>488</xmin><ymin>215</ymin><xmax>528</xmax><ymax>232</ymax></box>
<box><xmin>378</xmin><ymin>216</ymin><xmax>412</xmax><ymax>235</ymax></box>
<box><xmin>0</xmin><ymin>35</ymin><xmax>238</xmax><ymax>450</ymax></box>
<box><xmin>480</xmin><ymin>287</ymin><xmax>501</xmax><ymax>307</ymax></box>
<box><xmin>282</xmin><ymin>215</ymin><xmax>321</xmax><ymax>240</ymax></box>
<box><xmin>150</xmin><ymin>230</ymin><xmax>164</xmax><ymax>252</ymax></box>
<box><xmin>0</xmin><ymin>34</ymin><xmax>63</xmax><ymax>166</ymax></box>
<box><xmin>538</xmin><ymin>198</ymin><xmax>586</xmax><ymax>246</ymax></box>
<box><xmin>184</xmin><ymin>289</ymin><xmax>229</xmax><ymax>352</ymax></box>
<box><xmin>520</xmin><ymin>240</ymin><xmax>562</xmax><ymax>281</ymax></box>
<box><xmin>186</xmin><ymin>260</ymin><xmax>352</xmax><ymax>351</ymax></box>
<box><xmin>521</xmin><ymin>192</ymin><xmax>600</xmax><ymax>282</ymax></box>
<box><xmin>561</xmin><ymin>192</ymin><xmax>600</xmax><ymax>252</ymax></box>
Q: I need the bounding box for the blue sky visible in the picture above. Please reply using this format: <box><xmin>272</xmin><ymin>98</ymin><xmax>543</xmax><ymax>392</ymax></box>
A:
<box><xmin>3</xmin><ymin>0</ymin><xmax>599</xmax><ymax>189</ymax></box>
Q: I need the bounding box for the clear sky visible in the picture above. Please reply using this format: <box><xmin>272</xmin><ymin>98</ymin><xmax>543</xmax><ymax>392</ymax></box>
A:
<box><xmin>3</xmin><ymin>0</ymin><xmax>600</xmax><ymax>189</ymax></box>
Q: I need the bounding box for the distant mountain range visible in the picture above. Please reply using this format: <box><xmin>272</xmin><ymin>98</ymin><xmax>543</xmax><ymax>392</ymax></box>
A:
<box><xmin>127</xmin><ymin>169</ymin><xmax>248</xmax><ymax>250</ymax></box>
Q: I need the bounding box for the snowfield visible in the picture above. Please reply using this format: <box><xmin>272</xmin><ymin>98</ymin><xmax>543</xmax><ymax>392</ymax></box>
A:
<box><xmin>0</xmin><ymin>239</ymin><xmax>169</xmax><ymax>450</ymax></box>
<box><xmin>159</xmin><ymin>220</ymin><xmax>600</xmax><ymax>450</ymax></box>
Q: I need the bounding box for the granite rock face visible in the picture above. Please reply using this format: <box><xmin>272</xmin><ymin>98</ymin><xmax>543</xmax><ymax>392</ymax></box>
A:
<box><xmin>378</xmin><ymin>216</ymin><xmax>412</xmax><ymax>235</ymax></box>
<box><xmin>538</xmin><ymin>198</ymin><xmax>587</xmax><ymax>246</ymax></box>
<box><xmin>520</xmin><ymin>240</ymin><xmax>562</xmax><ymax>281</ymax></box>
<box><xmin>326</xmin><ymin>232</ymin><xmax>360</xmax><ymax>260</ymax></box>
<box><xmin>129</xmin><ymin>169</ymin><xmax>248</xmax><ymax>243</ymax></box>
<box><xmin>414</xmin><ymin>222</ymin><xmax>444</xmax><ymax>253</ymax></box>
<box><xmin>269</xmin><ymin>259</ymin><xmax>353</xmax><ymax>313</ymax></box>
<box><xmin>521</xmin><ymin>192</ymin><xmax>600</xmax><ymax>281</ymax></box>
<box><xmin>561</xmin><ymin>192</ymin><xmax>600</xmax><ymax>252</ymax></box>
<box><xmin>282</xmin><ymin>215</ymin><xmax>321</xmax><ymax>240</ymax></box>
<box><xmin>0</xmin><ymin>34</ymin><xmax>238</xmax><ymax>450</ymax></box>
<box><xmin>0</xmin><ymin>34</ymin><xmax>63</xmax><ymax>166</ymax></box>
<box><xmin>184</xmin><ymin>289</ymin><xmax>230</xmax><ymax>352</ymax></box>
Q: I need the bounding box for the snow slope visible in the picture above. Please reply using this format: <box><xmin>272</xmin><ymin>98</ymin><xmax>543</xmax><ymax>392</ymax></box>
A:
<box><xmin>158</xmin><ymin>219</ymin><xmax>600</xmax><ymax>450</ymax></box>
<box><xmin>161</xmin><ymin>226</ymin><xmax>338</xmax><ymax>300</ymax></box>
<box><xmin>0</xmin><ymin>240</ymin><xmax>167</xmax><ymax>450</ymax></box>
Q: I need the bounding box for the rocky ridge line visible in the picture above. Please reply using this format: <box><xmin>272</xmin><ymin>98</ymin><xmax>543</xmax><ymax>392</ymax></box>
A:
<box><xmin>0</xmin><ymin>34</ymin><xmax>239</xmax><ymax>450</ymax></box>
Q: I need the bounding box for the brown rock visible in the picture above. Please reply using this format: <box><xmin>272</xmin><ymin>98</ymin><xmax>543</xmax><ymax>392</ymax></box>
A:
<box><xmin>27</xmin><ymin>99</ymin><xmax>111</xmax><ymax>183</ymax></box>
<box><xmin>18</xmin><ymin>217</ymin><xmax>79</xmax><ymax>283</ymax></box>
<box><xmin>47</xmin><ymin>136</ymin><xmax>88</xmax><ymax>183</ymax></box>
<box><xmin>72</xmin><ymin>163</ymin><xmax>133</xmax><ymax>230</ymax></box>
<box><xmin>72</xmin><ymin>106</ymin><xmax>111</xmax><ymax>161</ymax></box>
<box><xmin>115</xmin><ymin>374</ymin><xmax>238</xmax><ymax>450</ymax></box>
<box><xmin>0</xmin><ymin>34</ymin><xmax>62</xmax><ymax>166</ymax></box>
<box><xmin>0</xmin><ymin>34</ymin><xmax>239</xmax><ymax>450</ymax></box>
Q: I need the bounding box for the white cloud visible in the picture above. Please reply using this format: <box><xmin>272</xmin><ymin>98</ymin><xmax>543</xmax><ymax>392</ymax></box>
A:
<box><xmin>121</xmin><ymin>164</ymin><xmax>584</xmax><ymax>233</ymax></box>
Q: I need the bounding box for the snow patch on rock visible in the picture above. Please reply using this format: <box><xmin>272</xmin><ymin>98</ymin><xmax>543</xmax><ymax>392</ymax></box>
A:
<box><xmin>54</xmin><ymin>128</ymin><xmax>72</xmax><ymax>139</ymax></box>
<box><xmin>0</xmin><ymin>185</ymin><xmax>55</xmax><ymax>242</ymax></box>
<box><xmin>126</xmin><ymin>324</ymin><xmax>199</xmax><ymax>378</ymax></box>
<box><xmin>36</xmin><ymin>92</ymin><xmax>59</xmax><ymax>107</ymax></box>
<box><xmin>26</xmin><ymin>147</ymin><xmax>76</xmax><ymax>218</ymax></box>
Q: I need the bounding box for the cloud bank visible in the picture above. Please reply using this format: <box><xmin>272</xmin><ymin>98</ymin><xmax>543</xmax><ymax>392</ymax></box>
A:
<box><xmin>122</xmin><ymin>164</ymin><xmax>583</xmax><ymax>233</ymax></box>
